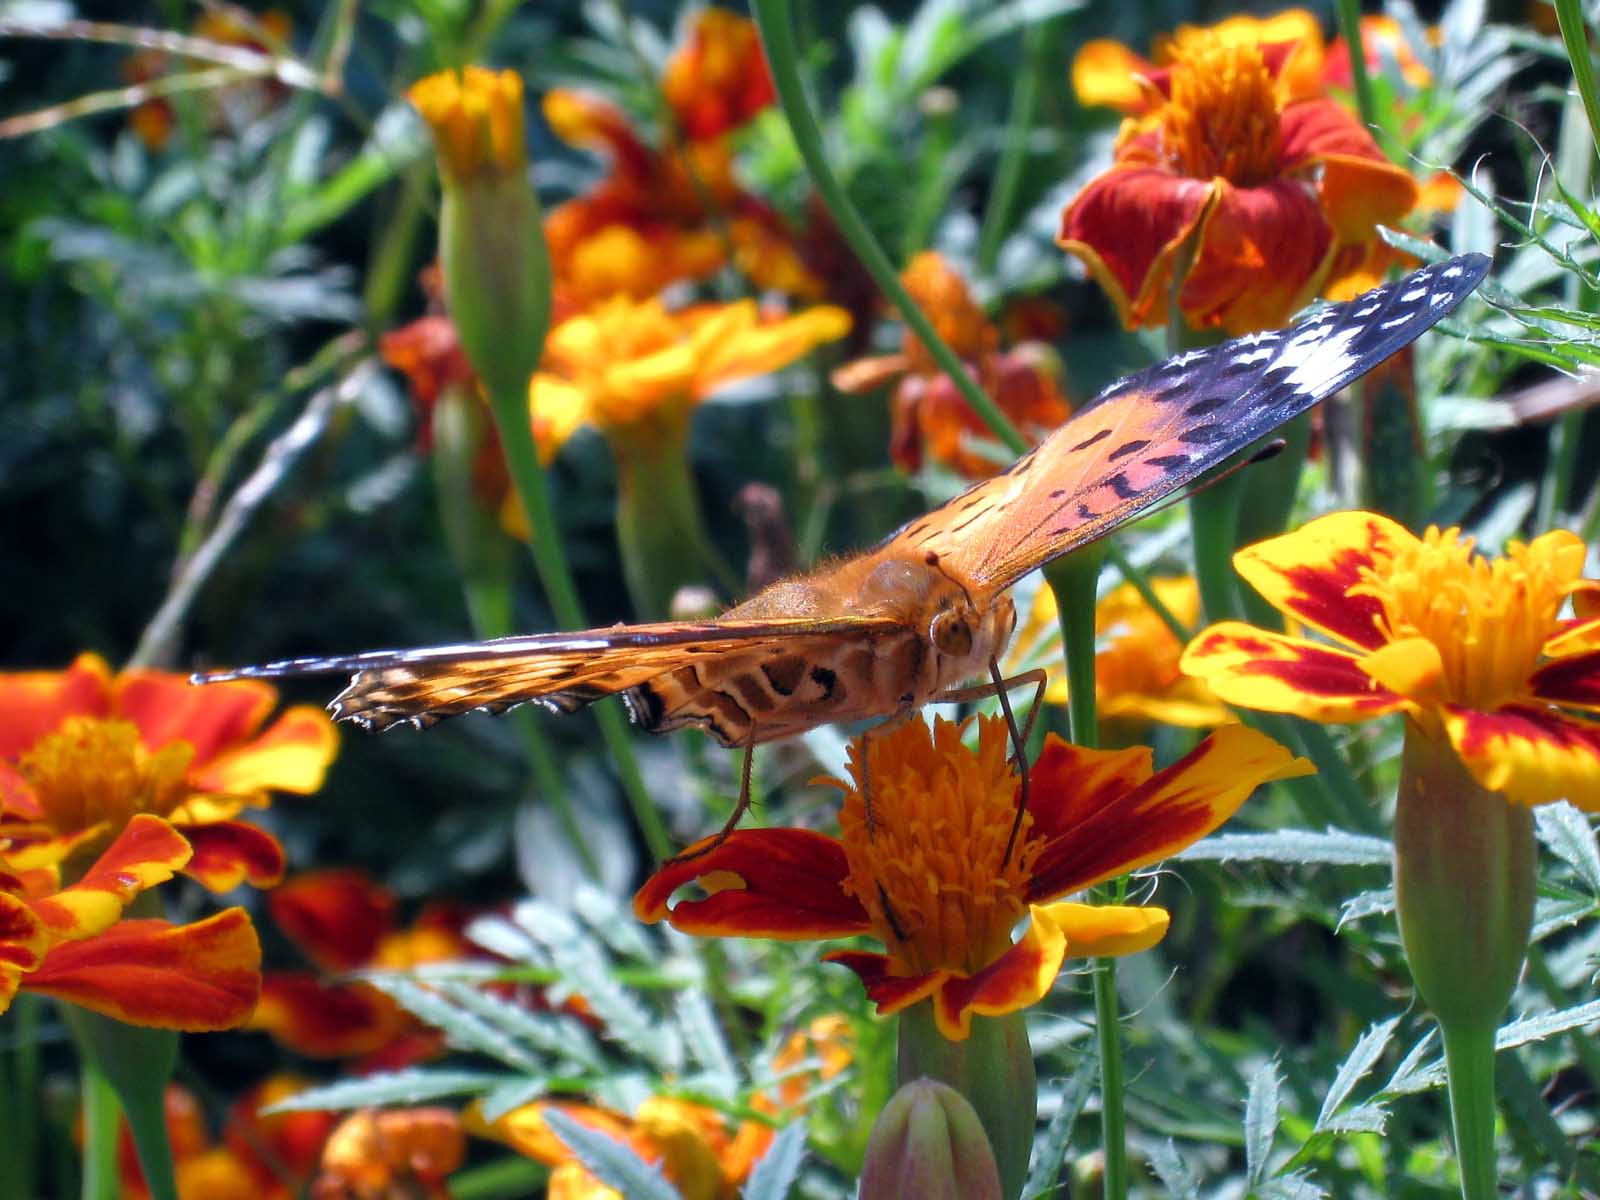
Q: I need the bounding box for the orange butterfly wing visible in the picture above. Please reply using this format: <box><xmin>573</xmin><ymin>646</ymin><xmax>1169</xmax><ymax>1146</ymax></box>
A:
<box><xmin>887</xmin><ymin>255</ymin><xmax>1489</xmax><ymax>598</ymax></box>
<box><xmin>196</xmin><ymin>616</ymin><xmax>902</xmax><ymax>732</ymax></box>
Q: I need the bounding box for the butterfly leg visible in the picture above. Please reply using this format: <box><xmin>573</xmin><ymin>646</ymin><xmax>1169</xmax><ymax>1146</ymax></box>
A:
<box><xmin>661</xmin><ymin>732</ymin><xmax>758</xmax><ymax>867</ymax></box>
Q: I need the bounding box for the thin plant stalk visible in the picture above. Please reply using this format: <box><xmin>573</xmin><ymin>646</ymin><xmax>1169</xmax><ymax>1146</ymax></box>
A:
<box><xmin>1440</xmin><ymin>1023</ymin><xmax>1499</xmax><ymax>1200</ymax></box>
<box><xmin>78</xmin><ymin>1059</ymin><xmax>120</xmax><ymax>1200</ymax></box>
<box><xmin>977</xmin><ymin>20</ymin><xmax>1051</xmax><ymax>275</ymax></box>
<box><xmin>1553</xmin><ymin>0</ymin><xmax>1600</xmax><ymax>165</ymax></box>
<box><xmin>1332</xmin><ymin>0</ymin><xmax>1384</xmax><ymax>153</ymax></box>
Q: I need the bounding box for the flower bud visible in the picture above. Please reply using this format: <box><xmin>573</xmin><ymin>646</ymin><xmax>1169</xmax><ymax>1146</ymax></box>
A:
<box><xmin>859</xmin><ymin>1078</ymin><xmax>1002</xmax><ymax>1200</ymax></box>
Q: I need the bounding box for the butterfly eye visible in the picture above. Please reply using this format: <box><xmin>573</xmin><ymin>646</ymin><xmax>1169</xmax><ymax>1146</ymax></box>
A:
<box><xmin>930</xmin><ymin>609</ymin><xmax>974</xmax><ymax>658</ymax></box>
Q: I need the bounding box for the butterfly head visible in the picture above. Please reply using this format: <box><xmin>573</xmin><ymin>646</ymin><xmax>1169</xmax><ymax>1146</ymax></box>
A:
<box><xmin>921</xmin><ymin>552</ymin><xmax>1017</xmax><ymax>686</ymax></box>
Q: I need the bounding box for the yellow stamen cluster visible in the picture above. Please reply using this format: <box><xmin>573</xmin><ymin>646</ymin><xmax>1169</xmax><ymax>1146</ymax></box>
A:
<box><xmin>1353</xmin><ymin>528</ymin><xmax>1584</xmax><ymax>710</ymax></box>
<box><xmin>407</xmin><ymin>67</ymin><xmax>527</xmax><ymax>181</ymax></box>
<box><xmin>18</xmin><ymin>717</ymin><xmax>192</xmax><ymax>836</ymax></box>
<box><xmin>1159</xmin><ymin>32</ymin><xmax>1283</xmax><ymax>186</ymax></box>
<box><xmin>836</xmin><ymin>716</ymin><xmax>1037</xmax><ymax>976</ymax></box>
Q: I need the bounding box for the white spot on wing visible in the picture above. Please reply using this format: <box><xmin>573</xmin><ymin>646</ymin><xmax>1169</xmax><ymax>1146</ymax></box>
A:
<box><xmin>1271</xmin><ymin>325</ymin><xmax>1362</xmax><ymax>392</ymax></box>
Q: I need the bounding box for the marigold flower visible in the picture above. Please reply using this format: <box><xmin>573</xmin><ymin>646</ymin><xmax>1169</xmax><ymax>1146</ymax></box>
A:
<box><xmin>1059</xmin><ymin>29</ymin><xmax>1420</xmax><ymax>333</ymax></box>
<box><xmin>832</xmin><ymin>253</ymin><xmax>1069</xmax><ymax>478</ymax></box>
<box><xmin>543</xmin><ymin>89</ymin><xmax>818</xmax><ymax>302</ymax></box>
<box><xmin>533</xmin><ymin>296</ymin><xmax>850</xmax><ymax>449</ymax></box>
<box><xmin>1008</xmin><ymin>576</ymin><xmax>1230</xmax><ymax>727</ymax></box>
<box><xmin>661</xmin><ymin>8</ymin><xmax>777</xmax><ymax>141</ymax></box>
<box><xmin>1</xmin><ymin>654</ymin><xmax>334</xmax><ymax>892</ymax></box>
<box><xmin>636</xmin><ymin>715</ymin><xmax>1309</xmax><ymax>1039</ymax></box>
<box><xmin>475</xmin><ymin>1096</ymin><xmax>757</xmax><ymax>1200</ymax></box>
<box><xmin>407</xmin><ymin>66</ymin><xmax>526</xmax><ymax>182</ymax></box>
<box><xmin>1180</xmin><ymin>511</ymin><xmax>1600</xmax><ymax>807</ymax></box>
<box><xmin>313</xmin><ymin>1108</ymin><xmax>464</xmax><ymax>1200</ymax></box>
<box><xmin>0</xmin><ymin>813</ymin><xmax>259</xmax><ymax>1028</ymax></box>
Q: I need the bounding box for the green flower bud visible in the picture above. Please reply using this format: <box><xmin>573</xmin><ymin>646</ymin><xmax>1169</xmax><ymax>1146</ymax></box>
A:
<box><xmin>860</xmin><ymin>1078</ymin><xmax>1002</xmax><ymax>1200</ymax></box>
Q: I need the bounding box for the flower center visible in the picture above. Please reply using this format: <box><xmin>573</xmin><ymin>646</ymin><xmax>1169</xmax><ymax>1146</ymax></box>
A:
<box><xmin>17</xmin><ymin>717</ymin><xmax>193</xmax><ymax>836</ymax></box>
<box><xmin>836</xmin><ymin>716</ymin><xmax>1037</xmax><ymax>976</ymax></box>
<box><xmin>1353</xmin><ymin>528</ymin><xmax>1576</xmax><ymax>710</ymax></box>
<box><xmin>1159</xmin><ymin>33</ymin><xmax>1283</xmax><ymax>186</ymax></box>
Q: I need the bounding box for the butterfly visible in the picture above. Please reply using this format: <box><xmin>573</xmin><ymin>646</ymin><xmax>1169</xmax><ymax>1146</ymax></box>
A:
<box><xmin>196</xmin><ymin>255</ymin><xmax>1488</xmax><ymax>816</ymax></box>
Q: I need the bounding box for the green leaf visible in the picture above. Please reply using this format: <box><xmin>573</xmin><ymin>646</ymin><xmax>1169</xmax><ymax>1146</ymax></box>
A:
<box><xmin>1176</xmin><ymin>829</ymin><xmax>1391</xmax><ymax>866</ymax></box>
<box><xmin>363</xmin><ymin>976</ymin><xmax>542</xmax><ymax>1073</ymax></box>
<box><xmin>264</xmin><ymin>1070</ymin><xmax>510</xmax><ymax>1113</ymax></box>
<box><xmin>433</xmin><ymin>979</ymin><xmax>606</xmax><ymax>1072</ymax></box>
<box><xmin>741</xmin><ymin>1120</ymin><xmax>807</xmax><ymax>1200</ymax></box>
<box><xmin>1535</xmin><ymin>801</ymin><xmax>1600</xmax><ymax>894</ymax></box>
<box><xmin>540</xmin><ymin>1107</ymin><xmax>683</xmax><ymax>1200</ymax></box>
<box><xmin>1023</xmin><ymin>1054</ymin><xmax>1096</xmax><ymax>1200</ymax></box>
<box><xmin>1244</xmin><ymin>1061</ymin><xmax>1280</xmax><ymax>1187</ymax></box>
<box><xmin>1147</xmin><ymin>1139</ymin><xmax>1202</xmax><ymax>1199</ymax></box>
<box><xmin>1315</xmin><ymin>1017</ymin><xmax>1399</xmax><ymax>1131</ymax></box>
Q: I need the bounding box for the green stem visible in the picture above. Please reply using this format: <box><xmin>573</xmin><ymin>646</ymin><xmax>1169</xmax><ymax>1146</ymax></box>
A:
<box><xmin>977</xmin><ymin>21</ymin><xmax>1050</xmax><ymax>275</ymax></box>
<box><xmin>1553</xmin><ymin>0</ymin><xmax>1600</xmax><ymax>165</ymax></box>
<box><xmin>1440</xmin><ymin>1022</ymin><xmax>1500</xmax><ymax>1200</ymax></box>
<box><xmin>66</xmin><ymin>1006</ymin><xmax>180</xmax><ymax>1200</ymax></box>
<box><xmin>1333</xmin><ymin>0</ymin><xmax>1385</xmax><ymax>155</ymax></box>
<box><xmin>750</xmin><ymin>0</ymin><xmax>1027</xmax><ymax>459</ymax></box>
<box><xmin>78</xmin><ymin>1058</ymin><xmax>119</xmax><ymax>1200</ymax></box>
<box><xmin>1188</xmin><ymin>469</ymin><xmax>1246</xmax><ymax>626</ymax></box>
<box><xmin>0</xmin><ymin>996</ymin><xmax>41</xmax><ymax>1200</ymax></box>
<box><xmin>1091</xmin><ymin>959</ymin><xmax>1127</xmax><ymax>1200</ymax></box>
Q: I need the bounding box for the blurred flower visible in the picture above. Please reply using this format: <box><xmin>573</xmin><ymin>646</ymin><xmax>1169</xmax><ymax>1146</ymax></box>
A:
<box><xmin>859</xmin><ymin>1078</ymin><xmax>1001</xmax><ymax>1200</ymax></box>
<box><xmin>662</xmin><ymin>8</ymin><xmax>777</xmax><ymax>140</ymax></box>
<box><xmin>1</xmin><ymin>813</ymin><xmax>259</xmax><ymax>1028</ymax></box>
<box><xmin>533</xmin><ymin>296</ymin><xmax>850</xmax><ymax>450</ymax></box>
<box><xmin>115</xmin><ymin>1077</ymin><xmax>337</xmax><ymax>1200</ymax></box>
<box><xmin>1059</xmin><ymin>27</ymin><xmax>1420</xmax><ymax>333</ymax></box>
<box><xmin>475</xmin><ymin>1096</ymin><xmax>758</xmax><ymax>1200</ymax></box>
<box><xmin>408</xmin><ymin>66</ymin><xmax>526</xmax><ymax>183</ymax></box>
<box><xmin>1181</xmin><ymin>511</ymin><xmax>1600</xmax><ymax>807</ymax></box>
<box><xmin>250</xmin><ymin>870</ymin><xmax>472</xmax><ymax>1065</ymax></box>
<box><xmin>1008</xmin><ymin>576</ymin><xmax>1229</xmax><ymax>727</ymax></box>
<box><xmin>0</xmin><ymin>654</ymin><xmax>334</xmax><ymax>892</ymax></box>
<box><xmin>124</xmin><ymin>9</ymin><xmax>292</xmax><ymax>150</ymax></box>
<box><xmin>1322</xmin><ymin>169</ymin><xmax>1461</xmax><ymax>302</ymax></box>
<box><xmin>543</xmin><ymin>89</ymin><xmax>817</xmax><ymax>303</ymax></box>
<box><xmin>831</xmin><ymin>253</ymin><xmax>1069</xmax><ymax>477</ymax></box>
<box><xmin>1321</xmin><ymin>15</ymin><xmax>1434</xmax><ymax>91</ymax></box>
<box><xmin>313</xmin><ymin>1108</ymin><xmax>464</xmax><ymax>1200</ymax></box>
<box><xmin>638</xmin><ymin>714</ymin><xmax>1308</xmax><ymax>1039</ymax></box>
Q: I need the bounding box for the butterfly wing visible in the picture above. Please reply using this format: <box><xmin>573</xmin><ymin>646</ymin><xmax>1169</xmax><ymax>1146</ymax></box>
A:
<box><xmin>886</xmin><ymin>254</ymin><xmax>1490</xmax><ymax>596</ymax></box>
<box><xmin>194</xmin><ymin>616</ymin><xmax>902</xmax><ymax>732</ymax></box>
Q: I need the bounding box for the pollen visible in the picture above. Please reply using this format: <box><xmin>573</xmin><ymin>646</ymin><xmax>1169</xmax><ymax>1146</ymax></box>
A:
<box><xmin>1353</xmin><ymin>528</ymin><xmax>1585</xmax><ymax>711</ymax></box>
<box><xmin>17</xmin><ymin>717</ymin><xmax>193</xmax><ymax>837</ymax></box>
<box><xmin>1158</xmin><ymin>32</ymin><xmax>1284</xmax><ymax>187</ymax></box>
<box><xmin>835</xmin><ymin>715</ymin><xmax>1038</xmax><ymax>976</ymax></box>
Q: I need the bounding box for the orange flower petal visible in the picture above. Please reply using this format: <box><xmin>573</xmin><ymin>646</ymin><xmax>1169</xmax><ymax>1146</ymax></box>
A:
<box><xmin>0</xmin><ymin>893</ymin><xmax>48</xmax><ymax>973</ymax></box>
<box><xmin>1028</xmin><ymin>724</ymin><xmax>1313</xmax><ymax>898</ymax></box>
<box><xmin>823</xmin><ymin>950</ymin><xmax>945</xmax><ymax>1017</ymax></box>
<box><xmin>1232</xmin><ymin>510</ymin><xmax>1419</xmax><ymax>650</ymax></box>
<box><xmin>473</xmin><ymin>1100</ymin><xmax>633</xmax><ymax>1165</ymax></box>
<box><xmin>1530</xmin><ymin>649</ymin><xmax>1600</xmax><ymax>711</ymax></box>
<box><xmin>1180</xmin><ymin>623</ymin><xmax>1406</xmax><ymax>720</ymax></box>
<box><xmin>1443</xmin><ymin>704</ymin><xmax>1600</xmax><ymax>810</ymax></box>
<box><xmin>270</xmin><ymin>869</ymin><xmax>395</xmax><ymax>971</ymax></box>
<box><xmin>1544</xmin><ymin>611</ymin><xmax>1600</xmax><ymax>657</ymax></box>
<box><xmin>1280</xmin><ymin>102</ymin><xmax>1420</xmax><ymax>242</ymax></box>
<box><xmin>180</xmin><ymin>821</ymin><xmax>287</xmax><ymax>892</ymax></box>
<box><xmin>633</xmin><ymin>828</ymin><xmax>869</xmax><ymax>939</ymax></box>
<box><xmin>830</xmin><ymin>353</ymin><xmax>909</xmax><ymax>394</ymax></box>
<box><xmin>187</xmin><ymin>705</ymin><xmax>338</xmax><ymax>796</ymax></box>
<box><xmin>25</xmin><ymin>909</ymin><xmax>261</xmax><ymax>1030</ymax></box>
<box><xmin>930</xmin><ymin>906</ymin><xmax>1070</xmax><ymax>1040</ymax></box>
<box><xmin>116</xmin><ymin>672</ymin><xmax>275</xmax><ymax>764</ymax></box>
<box><xmin>1026</xmin><ymin>740</ymin><xmax>1156</xmax><ymax>845</ymax></box>
<box><xmin>0</xmin><ymin>654</ymin><xmax>111</xmax><ymax>759</ymax></box>
<box><xmin>1072</xmin><ymin>40</ymin><xmax>1158</xmax><ymax>112</ymax></box>
<box><xmin>1178</xmin><ymin>177</ymin><xmax>1334</xmax><ymax>334</ymax></box>
<box><xmin>1038</xmin><ymin>901</ymin><xmax>1170</xmax><ymax>957</ymax></box>
<box><xmin>27</xmin><ymin>813</ymin><xmax>192</xmax><ymax>940</ymax></box>
<box><xmin>1058</xmin><ymin>165</ymin><xmax>1215</xmax><ymax>330</ymax></box>
<box><xmin>249</xmin><ymin>973</ymin><xmax>404</xmax><ymax>1058</ymax></box>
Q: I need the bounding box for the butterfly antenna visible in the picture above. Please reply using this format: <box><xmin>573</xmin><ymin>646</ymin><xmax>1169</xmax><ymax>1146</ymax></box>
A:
<box><xmin>924</xmin><ymin>550</ymin><xmax>977</xmax><ymax>610</ymax></box>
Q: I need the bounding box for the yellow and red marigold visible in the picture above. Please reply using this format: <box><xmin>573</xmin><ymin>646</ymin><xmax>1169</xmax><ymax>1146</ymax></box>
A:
<box><xmin>662</xmin><ymin>7</ymin><xmax>777</xmax><ymax>141</ymax></box>
<box><xmin>637</xmin><ymin>714</ymin><xmax>1309</xmax><ymax>1039</ymax></box>
<box><xmin>1181</xmin><ymin>511</ymin><xmax>1600</xmax><ymax>807</ymax></box>
<box><xmin>832</xmin><ymin>252</ymin><xmax>1070</xmax><ymax>478</ymax></box>
<box><xmin>313</xmin><ymin>1107</ymin><xmax>465</xmax><ymax>1200</ymax></box>
<box><xmin>1059</xmin><ymin>26</ymin><xmax>1420</xmax><ymax>333</ymax></box>
<box><xmin>1008</xmin><ymin>576</ymin><xmax>1230</xmax><ymax>728</ymax></box>
<box><xmin>0</xmin><ymin>654</ymin><xmax>335</xmax><ymax>893</ymax></box>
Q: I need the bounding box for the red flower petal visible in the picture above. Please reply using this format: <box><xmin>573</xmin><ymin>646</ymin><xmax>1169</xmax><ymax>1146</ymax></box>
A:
<box><xmin>823</xmin><ymin>950</ymin><xmax>944</xmax><ymax>1016</ymax></box>
<box><xmin>116</xmin><ymin>672</ymin><xmax>275</xmax><ymax>764</ymax></box>
<box><xmin>1443</xmin><ymin>704</ymin><xmax>1600</xmax><ymax>810</ymax></box>
<box><xmin>187</xmin><ymin>705</ymin><xmax>338</xmax><ymax>796</ymax></box>
<box><xmin>1177</xmin><ymin>177</ymin><xmax>1333</xmax><ymax>334</ymax></box>
<box><xmin>1232</xmin><ymin>511</ymin><xmax>1417</xmax><ymax>651</ymax></box>
<box><xmin>1058</xmin><ymin>165</ymin><xmax>1215</xmax><ymax>329</ymax></box>
<box><xmin>269</xmin><ymin>870</ymin><xmax>395</xmax><ymax>971</ymax></box>
<box><xmin>1026</xmin><ymin>742</ymin><xmax>1156</xmax><ymax>848</ymax></box>
<box><xmin>633</xmin><ymin>828</ymin><xmax>870</xmax><ymax>939</ymax></box>
<box><xmin>1530</xmin><ymin>649</ymin><xmax>1600</xmax><ymax>711</ymax></box>
<box><xmin>180</xmin><ymin>820</ymin><xmax>287</xmax><ymax>892</ymax></box>
<box><xmin>27</xmin><ymin>813</ymin><xmax>192</xmax><ymax>940</ymax></box>
<box><xmin>931</xmin><ymin>909</ymin><xmax>1069</xmax><ymax>1040</ymax></box>
<box><xmin>1028</xmin><ymin>724</ymin><xmax>1312</xmax><ymax>898</ymax></box>
<box><xmin>0</xmin><ymin>654</ymin><xmax>111</xmax><ymax>760</ymax></box>
<box><xmin>24</xmin><ymin>910</ymin><xmax>261</xmax><ymax>1030</ymax></box>
<box><xmin>249</xmin><ymin>972</ymin><xmax>405</xmax><ymax>1058</ymax></box>
<box><xmin>1180</xmin><ymin>623</ymin><xmax>1406</xmax><ymax>720</ymax></box>
<box><xmin>0</xmin><ymin>893</ymin><xmax>47</xmax><ymax>972</ymax></box>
